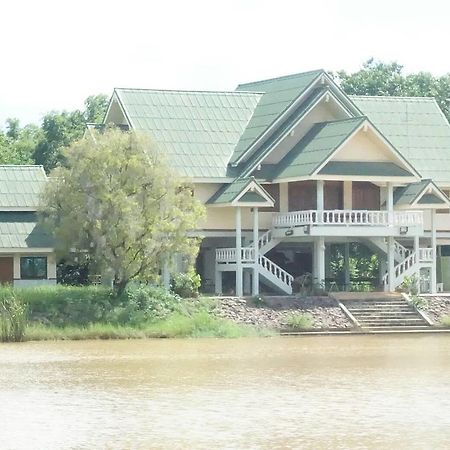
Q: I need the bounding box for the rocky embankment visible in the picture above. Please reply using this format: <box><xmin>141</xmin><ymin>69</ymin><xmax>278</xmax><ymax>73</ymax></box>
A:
<box><xmin>422</xmin><ymin>296</ymin><xmax>450</xmax><ymax>324</ymax></box>
<box><xmin>214</xmin><ymin>296</ymin><xmax>352</xmax><ymax>330</ymax></box>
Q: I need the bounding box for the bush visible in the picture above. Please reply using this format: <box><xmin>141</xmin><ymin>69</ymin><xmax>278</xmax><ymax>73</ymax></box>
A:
<box><xmin>284</xmin><ymin>312</ymin><xmax>314</xmax><ymax>329</ymax></box>
<box><xmin>410</xmin><ymin>295</ymin><xmax>428</xmax><ymax>310</ymax></box>
<box><xmin>441</xmin><ymin>315</ymin><xmax>450</xmax><ymax>327</ymax></box>
<box><xmin>171</xmin><ymin>271</ymin><xmax>201</xmax><ymax>298</ymax></box>
<box><xmin>9</xmin><ymin>284</ymin><xmax>180</xmax><ymax>327</ymax></box>
<box><xmin>0</xmin><ymin>288</ymin><xmax>27</xmax><ymax>342</ymax></box>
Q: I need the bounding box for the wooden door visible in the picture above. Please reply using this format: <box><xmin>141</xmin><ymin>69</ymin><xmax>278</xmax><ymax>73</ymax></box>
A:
<box><xmin>0</xmin><ymin>257</ymin><xmax>13</xmax><ymax>284</ymax></box>
<box><xmin>324</xmin><ymin>181</ymin><xmax>343</xmax><ymax>210</ymax></box>
<box><xmin>352</xmin><ymin>182</ymin><xmax>380</xmax><ymax>210</ymax></box>
<box><xmin>288</xmin><ymin>181</ymin><xmax>316</xmax><ymax>211</ymax></box>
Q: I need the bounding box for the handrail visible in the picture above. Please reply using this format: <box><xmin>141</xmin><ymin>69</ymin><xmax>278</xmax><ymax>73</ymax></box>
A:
<box><xmin>258</xmin><ymin>255</ymin><xmax>294</xmax><ymax>287</ymax></box>
<box><xmin>418</xmin><ymin>248</ymin><xmax>434</xmax><ymax>262</ymax></box>
<box><xmin>273</xmin><ymin>209</ymin><xmax>423</xmax><ymax>228</ymax></box>
<box><xmin>216</xmin><ymin>247</ymin><xmax>255</xmax><ymax>263</ymax></box>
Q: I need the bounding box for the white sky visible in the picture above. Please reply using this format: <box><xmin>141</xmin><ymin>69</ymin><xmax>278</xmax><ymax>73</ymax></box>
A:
<box><xmin>1</xmin><ymin>0</ymin><xmax>449</xmax><ymax>127</ymax></box>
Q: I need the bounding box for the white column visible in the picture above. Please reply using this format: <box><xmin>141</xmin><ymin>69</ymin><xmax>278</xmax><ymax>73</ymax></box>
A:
<box><xmin>387</xmin><ymin>236</ymin><xmax>395</xmax><ymax>292</ymax></box>
<box><xmin>279</xmin><ymin>183</ymin><xmax>289</xmax><ymax>213</ymax></box>
<box><xmin>343</xmin><ymin>181</ymin><xmax>352</xmax><ymax>210</ymax></box>
<box><xmin>317</xmin><ymin>180</ymin><xmax>324</xmax><ymax>211</ymax></box>
<box><xmin>414</xmin><ymin>233</ymin><xmax>420</xmax><ymax>293</ymax></box>
<box><xmin>315</xmin><ymin>236</ymin><xmax>325</xmax><ymax>287</ymax></box>
<box><xmin>379</xmin><ymin>256</ymin><xmax>387</xmax><ymax>288</ymax></box>
<box><xmin>162</xmin><ymin>261</ymin><xmax>170</xmax><ymax>290</ymax></box>
<box><xmin>431</xmin><ymin>208</ymin><xmax>437</xmax><ymax>294</ymax></box>
<box><xmin>235</xmin><ymin>207</ymin><xmax>243</xmax><ymax>297</ymax></box>
<box><xmin>344</xmin><ymin>242</ymin><xmax>350</xmax><ymax>290</ymax></box>
<box><xmin>215</xmin><ymin>266</ymin><xmax>222</xmax><ymax>295</ymax></box>
<box><xmin>386</xmin><ymin>183</ymin><xmax>394</xmax><ymax>224</ymax></box>
<box><xmin>243</xmin><ymin>270</ymin><xmax>251</xmax><ymax>294</ymax></box>
<box><xmin>252</xmin><ymin>207</ymin><xmax>259</xmax><ymax>295</ymax></box>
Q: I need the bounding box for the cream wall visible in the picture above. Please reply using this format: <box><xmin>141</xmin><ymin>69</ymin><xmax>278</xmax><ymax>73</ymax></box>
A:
<box><xmin>194</xmin><ymin>183</ymin><xmax>273</xmax><ymax>230</ymax></box>
<box><xmin>335</xmin><ymin>128</ymin><xmax>393</xmax><ymax>162</ymax></box>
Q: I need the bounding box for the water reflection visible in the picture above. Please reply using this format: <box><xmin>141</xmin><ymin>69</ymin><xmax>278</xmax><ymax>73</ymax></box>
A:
<box><xmin>0</xmin><ymin>336</ymin><xmax>449</xmax><ymax>449</ymax></box>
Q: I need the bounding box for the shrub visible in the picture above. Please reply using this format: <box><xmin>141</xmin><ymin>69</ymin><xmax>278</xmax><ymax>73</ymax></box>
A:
<box><xmin>410</xmin><ymin>295</ymin><xmax>428</xmax><ymax>310</ymax></box>
<box><xmin>251</xmin><ymin>295</ymin><xmax>266</xmax><ymax>308</ymax></box>
<box><xmin>171</xmin><ymin>271</ymin><xmax>201</xmax><ymax>298</ymax></box>
<box><xmin>0</xmin><ymin>288</ymin><xmax>27</xmax><ymax>342</ymax></box>
<box><xmin>441</xmin><ymin>315</ymin><xmax>450</xmax><ymax>327</ymax></box>
<box><xmin>284</xmin><ymin>312</ymin><xmax>314</xmax><ymax>329</ymax></box>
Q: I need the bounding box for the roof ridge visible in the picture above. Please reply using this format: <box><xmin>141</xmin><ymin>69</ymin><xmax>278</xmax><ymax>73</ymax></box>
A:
<box><xmin>0</xmin><ymin>165</ymin><xmax>44</xmax><ymax>169</ymax></box>
<box><xmin>114</xmin><ymin>87</ymin><xmax>263</xmax><ymax>96</ymax></box>
<box><xmin>350</xmin><ymin>95</ymin><xmax>436</xmax><ymax>101</ymax></box>
<box><xmin>237</xmin><ymin>69</ymin><xmax>324</xmax><ymax>88</ymax></box>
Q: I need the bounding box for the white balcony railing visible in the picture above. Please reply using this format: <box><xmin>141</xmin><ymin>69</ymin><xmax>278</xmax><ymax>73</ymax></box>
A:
<box><xmin>419</xmin><ymin>248</ymin><xmax>434</xmax><ymax>262</ymax></box>
<box><xmin>216</xmin><ymin>247</ymin><xmax>255</xmax><ymax>264</ymax></box>
<box><xmin>273</xmin><ymin>209</ymin><xmax>423</xmax><ymax>228</ymax></box>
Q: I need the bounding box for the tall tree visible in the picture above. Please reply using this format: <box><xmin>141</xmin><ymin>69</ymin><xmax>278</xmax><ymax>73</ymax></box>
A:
<box><xmin>336</xmin><ymin>59</ymin><xmax>450</xmax><ymax>121</ymax></box>
<box><xmin>41</xmin><ymin>128</ymin><xmax>205</xmax><ymax>294</ymax></box>
<box><xmin>84</xmin><ymin>94</ymin><xmax>109</xmax><ymax>123</ymax></box>
<box><xmin>0</xmin><ymin>120</ymin><xmax>41</xmax><ymax>164</ymax></box>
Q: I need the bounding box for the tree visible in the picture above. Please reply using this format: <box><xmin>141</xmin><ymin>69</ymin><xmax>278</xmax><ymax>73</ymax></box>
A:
<box><xmin>33</xmin><ymin>110</ymin><xmax>86</xmax><ymax>172</ymax></box>
<box><xmin>41</xmin><ymin>128</ymin><xmax>205</xmax><ymax>294</ymax></box>
<box><xmin>84</xmin><ymin>94</ymin><xmax>109</xmax><ymax>123</ymax></box>
<box><xmin>0</xmin><ymin>119</ymin><xmax>41</xmax><ymax>164</ymax></box>
<box><xmin>336</xmin><ymin>58</ymin><xmax>450</xmax><ymax>122</ymax></box>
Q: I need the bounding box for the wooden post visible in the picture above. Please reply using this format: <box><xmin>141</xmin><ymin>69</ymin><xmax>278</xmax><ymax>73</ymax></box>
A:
<box><xmin>388</xmin><ymin>236</ymin><xmax>395</xmax><ymax>291</ymax></box>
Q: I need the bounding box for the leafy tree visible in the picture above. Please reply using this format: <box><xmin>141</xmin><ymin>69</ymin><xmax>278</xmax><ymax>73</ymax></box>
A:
<box><xmin>33</xmin><ymin>110</ymin><xmax>86</xmax><ymax>172</ymax></box>
<box><xmin>84</xmin><ymin>94</ymin><xmax>109</xmax><ymax>123</ymax></box>
<box><xmin>41</xmin><ymin>128</ymin><xmax>205</xmax><ymax>294</ymax></box>
<box><xmin>0</xmin><ymin>120</ymin><xmax>41</xmax><ymax>164</ymax></box>
<box><xmin>336</xmin><ymin>58</ymin><xmax>450</xmax><ymax>121</ymax></box>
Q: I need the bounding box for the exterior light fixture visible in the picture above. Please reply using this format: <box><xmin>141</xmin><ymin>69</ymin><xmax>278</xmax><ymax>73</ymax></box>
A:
<box><xmin>303</xmin><ymin>225</ymin><xmax>311</xmax><ymax>235</ymax></box>
<box><xmin>285</xmin><ymin>229</ymin><xmax>294</xmax><ymax>236</ymax></box>
<box><xmin>400</xmin><ymin>226</ymin><xmax>409</xmax><ymax>235</ymax></box>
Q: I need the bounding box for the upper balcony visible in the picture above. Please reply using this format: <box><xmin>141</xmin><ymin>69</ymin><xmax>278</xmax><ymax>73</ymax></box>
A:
<box><xmin>272</xmin><ymin>209</ymin><xmax>424</xmax><ymax>237</ymax></box>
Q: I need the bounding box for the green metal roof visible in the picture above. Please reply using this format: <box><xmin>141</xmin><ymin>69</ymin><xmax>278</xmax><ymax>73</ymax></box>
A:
<box><xmin>351</xmin><ymin>96</ymin><xmax>450</xmax><ymax>184</ymax></box>
<box><xmin>0</xmin><ymin>212</ymin><xmax>53</xmax><ymax>248</ymax></box>
<box><xmin>319</xmin><ymin>161</ymin><xmax>413</xmax><ymax>177</ymax></box>
<box><xmin>231</xmin><ymin>70</ymin><xmax>324</xmax><ymax>164</ymax></box>
<box><xmin>272</xmin><ymin>117</ymin><xmax>365</xmax><ymax>180</ymax></box>
<box><xmin>393</xmin><ymin>179</ymin><xmax>449</xmax><ymax>206</ymax></box>
<box><xmin>207</xmin><ymin>177</ymin><xmax>273</xmax><ymax>205</ymax></box>
<box><xmin>0</xmin><ymin>166</ymin><xmax>47</xmax><ymax>209</ymax></box>
<box><xmin>114</xmin><ymin>88</ymin><xmax>262</xmax><ymax>178</ymax></box>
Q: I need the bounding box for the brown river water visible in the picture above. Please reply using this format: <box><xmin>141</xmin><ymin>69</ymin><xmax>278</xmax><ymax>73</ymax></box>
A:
<box><xmin>0</xmin><ymin>335</ymin><xmax>449</xmax><ymax>450</ymax></box>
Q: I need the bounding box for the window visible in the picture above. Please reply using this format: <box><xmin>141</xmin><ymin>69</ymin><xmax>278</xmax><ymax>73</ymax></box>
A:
<box><xmin>20</xmin><ymin>257</ymin><xmax>47</xmax><ymax>280</ymax></box>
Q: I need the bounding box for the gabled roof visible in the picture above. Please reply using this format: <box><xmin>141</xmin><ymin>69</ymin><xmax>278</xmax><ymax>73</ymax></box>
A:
<box><xmin>0</xmin><ymin>212</ymin><xmax>54</xmax><ymax>248</ymax></box>
<box><xmin>207</xmin><ymin>177</ymin><xmax>274</xmax><ymax>207</ymax></box>
<box><xmin>0</xmin><ymin>165</ymin><xmax>47</xmax><ymax>210</ymax></box>
<box><xmin>394</xmin><ymin>179</ymin><xmax>450</xmax><ymax>208</ymax></box>
<box><xmin>351</xmin><ymin>96</ymin><xmax>450</xmax><ymax>184</ymax></box>
<box><xmin>271</xmin><ymin>117</ymin><xmax>365</xmax><ymax>180</ymax></box>
<box><xmin>113</xmin><ymin>88</ymin><xmax>262</xmax><ymax>178</ymax></box>
<box><xmin>230</xmin><ymin>70</ymin><xmax>324</xmax><ymax>164</ymax></box>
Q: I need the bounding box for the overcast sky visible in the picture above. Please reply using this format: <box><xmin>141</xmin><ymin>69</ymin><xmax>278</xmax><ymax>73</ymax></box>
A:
<box><xmin>1</xmin><ymin>0</ymin><xmax>449</xmax><ymax>127</ymax></box>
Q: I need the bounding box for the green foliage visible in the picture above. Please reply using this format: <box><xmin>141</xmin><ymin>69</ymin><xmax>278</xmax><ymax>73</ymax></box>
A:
<box><xmin>40</xmin><ymin>128</ymin><xmax>205</xmax><ymax>294</ymax></box>
<box><xmin>409</xmin><ymin>295</ymin><xmax>428</xmax><ymax>310</ymax></box>
<box><xmin>399</xmin><ymin>275</ymin><xmax>419</xmax><ymax>296</ymax></box>
<box><xmin>251</xmin><ymin>295</ymin><xmax>267</xmax><ymax>308</ymax></box>
<box><xmin>0</xmin><ymin>288</ymin><xmax>27</xmax><ymax>342</ymax></box>
<box><xmin>20</xmin><ymin>285</ymin><xmax>180</xmax><ymax>327</ymax></box>
<box><xmin>441</xmin><ymin>315</ymin><xmax>450</xmax><ymax>327</ymax></box>
<box><xmin>336</xmin><ymin>58</ymin><xmax>450</xmax><ymax>122</ymax></box>
<box><xmin>0</xmin><ymin>121</ymin><xmax>40</xmax><ymax>164</ymax></box>
<box><xmin>84</xmin><ymin>94</ymin><xmax>109</xmax><ymax>123</ymax></box>
<box><xmin>171</xmin><ymin>271</ymin><xmax>201</xmax><ymax>298</ymax></box>
<box><xmin>33</xmin><ymin>110</ymin><xmax>86</xmax><ymax>171</ymax></box>
<box><xmin>284</xmin><ymin>312</ymin><xmax>314</xmax><ymax>329</ymax></box>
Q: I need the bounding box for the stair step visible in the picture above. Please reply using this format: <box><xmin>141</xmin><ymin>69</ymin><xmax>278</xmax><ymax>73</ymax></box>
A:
<box><xmin>361</xmin><ymin>325</ymin><xmax>431</xmax><ymax>330</ymax></box>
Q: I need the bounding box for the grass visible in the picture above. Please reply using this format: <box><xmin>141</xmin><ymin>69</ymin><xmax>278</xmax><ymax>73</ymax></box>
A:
<box><xmin>24</xmin><ymin>312</ymin><xmax>275</xmax><ymax>341</ymax></box>
<box><xmin>441</xmin><ymin>315</ymin><xmax>450</xmax><ymax>327</ymax></box>
<box><xmin>284</xmin><ymin>312</ymin><xmax>314</xmax><ymax>330</ymax></box>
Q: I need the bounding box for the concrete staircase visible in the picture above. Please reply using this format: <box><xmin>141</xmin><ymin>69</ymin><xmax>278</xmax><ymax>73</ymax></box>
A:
<box><xmin>334</xmin><ymin>293</ymin><xmax>431</xmax><ymax>330</ymax></box>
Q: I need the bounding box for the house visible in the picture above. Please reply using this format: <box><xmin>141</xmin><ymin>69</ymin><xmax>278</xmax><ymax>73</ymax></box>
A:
<box><xmin>103</xmin><ymin>70</ymin><xmax>450</xmax><ymax>295</ymax></box>
<box><xmin>0</xmin><ymin>166</ymin><xmax>56</xmax><ymax>286</ymax></box>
